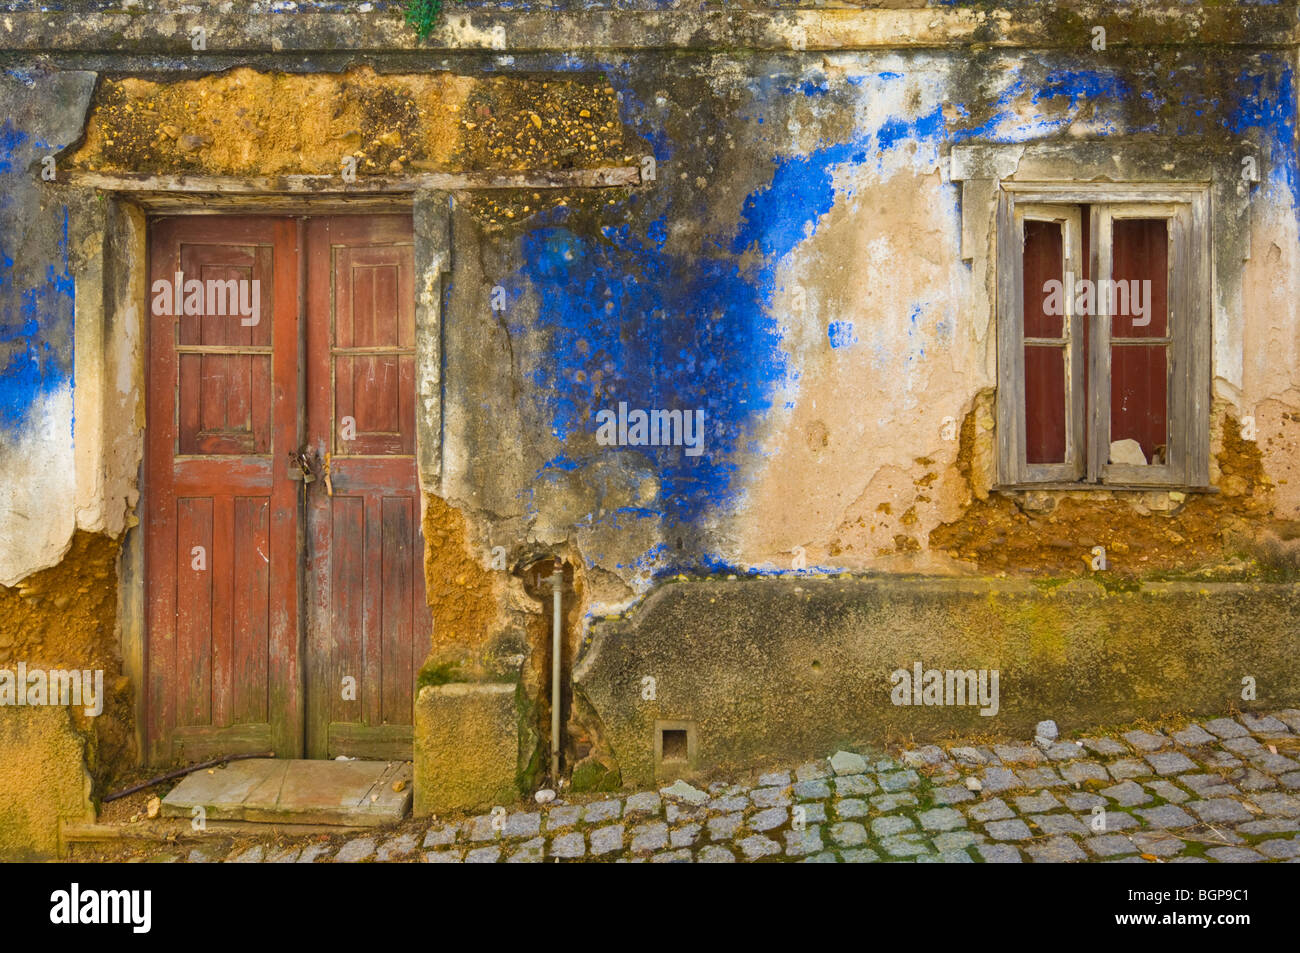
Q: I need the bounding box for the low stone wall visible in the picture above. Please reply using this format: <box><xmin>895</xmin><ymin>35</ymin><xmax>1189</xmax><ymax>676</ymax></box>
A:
<box><xmin>0</xmin><ymin>708</ymin><xmax>95</xmax><ymax>860</ymax></box>
<box><xmin>413</xmin><ymin>681</ymin><xmax>523</xmax><ymax>815</ymax></box>
<box><xmin>575</xmin><ymin>576</ymin><xmax>1300</xmax><ymax>788</ymax></box>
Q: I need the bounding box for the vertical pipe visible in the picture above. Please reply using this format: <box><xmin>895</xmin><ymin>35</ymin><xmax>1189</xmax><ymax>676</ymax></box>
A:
<box><xmin>550</xmin><ymin>560</ymin><xmax>563</xmax><ymax>783</ymax></box>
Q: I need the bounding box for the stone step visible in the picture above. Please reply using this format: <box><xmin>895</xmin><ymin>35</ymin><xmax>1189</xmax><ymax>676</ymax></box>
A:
<box><xmin>162</xmin><ymin>759</ymin><xmax>411</xmax><ymax>826</ymax></box>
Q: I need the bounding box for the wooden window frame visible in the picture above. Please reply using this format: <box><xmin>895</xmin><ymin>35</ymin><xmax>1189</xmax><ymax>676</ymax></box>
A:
<box><xmin>996</xmin><ymin>185</ymin><xmax>1211</xmax><ymax>490</ymax></box>
<box><xmin>1007</xmin><ymin>203</ymin><xmax>1085</xmax><ymax>483</ymax></box>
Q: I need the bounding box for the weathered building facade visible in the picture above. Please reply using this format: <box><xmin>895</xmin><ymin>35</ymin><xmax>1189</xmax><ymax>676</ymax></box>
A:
<box><xmin>1</xmin><ymin>1</ymin><xmax>1298</xmax><ymax>858</ymax></box>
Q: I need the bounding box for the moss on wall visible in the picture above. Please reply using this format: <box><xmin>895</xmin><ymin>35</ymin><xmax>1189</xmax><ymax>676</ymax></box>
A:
<box><xmin>577</xmin><ymin>574</ymin><xmax>1300</xmax><ymax>787</ymax></box>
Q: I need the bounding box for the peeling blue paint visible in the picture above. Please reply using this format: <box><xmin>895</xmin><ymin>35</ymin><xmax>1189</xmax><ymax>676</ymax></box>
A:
<box><xmin>827</xmin><ymin>320</ymin><xmax>858</xmax><ymax>349</ymax></box>
<box><xmin>0</xmin><ymin>199</ymin><xmax>72</xmax><ymax>435</ymax></box>
<box><xmin>510</xmin><ymin>56</ymin><xmax>1300</xmax><ymax>582</ymax></box>
<box><xmin>513</xmin><ymin>204</ymin><xmax>783</xmax><ymax>527</ymax></box>
<box><xmin>731</xmin><ymin>141</ymin><xmax>867</xmax><ymax>261</ymax></box>
<box><xmin>1224</xmin><ymin>56</ymin><xmax>1297</xmax><ymax>200</ymax></box>
<box><xmin>0</xmin><ymin>120</ymin><xmax>27</xmax><ymax>175</ymax></box>
<box><xmin>877</xmin><ymin>104</ymin><xmax>945</xmax><ymax>151</ymax></box>
<box><xmin>1030</xmin><ymin>70</ymin><xmax>1130</xmax><ymax>112</ymax></box>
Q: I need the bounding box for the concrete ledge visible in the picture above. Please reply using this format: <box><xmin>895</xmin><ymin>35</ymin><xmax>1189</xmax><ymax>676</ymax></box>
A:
<box><xmin>0</xmin><ymin>5</ymin><xmax>1291</xmax><ymax>54</ymax></box>
<box><xmin>61</xmin><ymin>168</ymin><xmax>641</xmax><ymax>194</ymax></box>
<box><xmin>574</xmin><ymin>576</ymin><xmax>1300</xmax><ymax>787</ymax></box>
<box><xmin>413</xmin><ymin>681</ymin><xmax>520</xmax><ymax>814</ymax></box>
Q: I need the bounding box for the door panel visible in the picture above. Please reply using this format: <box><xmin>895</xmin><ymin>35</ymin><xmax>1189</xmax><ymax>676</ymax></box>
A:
<box><xmin>147</xmin><ymin>217</ymin><xmax>302</xmax><ymax>764</ymax></box>
<box><xmin>305</xmin><ymin>216</ymin><xmax>429</xmax><ymax>759</ymax></box>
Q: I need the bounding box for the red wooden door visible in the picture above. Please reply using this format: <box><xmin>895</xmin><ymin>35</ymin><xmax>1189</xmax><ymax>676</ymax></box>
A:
<box><xmin>146</xmin><ymin>217</ymin><xmax>302</xmax><ymax>763</ymax></box>
<box><xmin>147</xmin><ymin>214</ymin><xmax>427</xmax><ymax>765</ymax></box>
<box><xmin>304</xmin><ymin>216</ymin><xmax>430</xmax><ymax>759</ymax></box>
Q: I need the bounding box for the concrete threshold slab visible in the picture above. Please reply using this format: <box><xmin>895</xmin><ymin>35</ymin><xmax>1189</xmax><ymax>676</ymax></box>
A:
<box><xmin>161</xmin><ymin>759</ymin><xmax>411</xmax><ymax>826</ymax></box>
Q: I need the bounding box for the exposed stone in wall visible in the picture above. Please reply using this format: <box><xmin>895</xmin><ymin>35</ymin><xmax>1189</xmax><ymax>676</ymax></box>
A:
<box><xmin>452</xmin><ymin>75</ymin><xmax>627</xmax><ymax>172</ymax></box>
<box><xmin>0</xmin><ymin>531</ymin><xmax>132</xmax><ymax>856</ymax></box>
<box><xmin>412</xmin><ymin>681</ymin><xmax>519</xmax><ymax>815</ymax></box>
<box><xmin>420</xmin><ymin>495</ymin><xmax>505</xmax><ymax>679</ymax></box>
<box><xmin>420</xmin><ymin>491</ymin><xmax>614</xmax><ymax>792</ymax></box>
<box><xmin>68</xmin><ymin>67</ymin><xmax>625</xmax><ymax>178</ymax></box>
<box><xmin>929</xmin><ymin>406</ymin><xmax>1298</xmax><ymax>579</ymax></box>
<box><xmin>464</xmin><ymin>188</ymin><xmax>631</xmax><ymax>232</ymax></box>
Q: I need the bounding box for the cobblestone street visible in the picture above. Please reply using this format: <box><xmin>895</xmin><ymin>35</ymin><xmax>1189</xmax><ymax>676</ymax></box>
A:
<box><xmin>78</xmin><ymin>709</ymin><xmax>1300</xmax><ymax>864</ymax></box>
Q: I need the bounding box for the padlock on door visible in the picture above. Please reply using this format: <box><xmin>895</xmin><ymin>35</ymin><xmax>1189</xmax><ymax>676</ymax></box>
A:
<box><xmin>288</xmin><ymin>448</ymin><xmax>317</xmax><ymax>484</ymax></box>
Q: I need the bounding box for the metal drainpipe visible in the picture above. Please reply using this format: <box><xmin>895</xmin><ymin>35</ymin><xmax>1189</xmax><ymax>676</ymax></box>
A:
<box><xmin>547</xmin><ymin>559</ymin><xmax>564</xmax><ymax>784</ymax></box>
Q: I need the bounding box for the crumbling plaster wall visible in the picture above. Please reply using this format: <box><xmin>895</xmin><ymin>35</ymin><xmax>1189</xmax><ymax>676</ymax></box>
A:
<box><xmin>0</xmin><ymin>66</ymin><xmax>146</xmax><ymax>855</ymax></box>
<box><xmin>442</xmin><ymin>44</ymin><xmax>1300</xmax><ymax>640</ymax></box>
<box><xmin>0</xmin><ymin>8</ymin><xmax>1293</xmax><ymax>640</ymax></box>
<box><xmin>0</xmin><ymin>68</ymin><xmax>98</xmax><ymax>586</ymax></box>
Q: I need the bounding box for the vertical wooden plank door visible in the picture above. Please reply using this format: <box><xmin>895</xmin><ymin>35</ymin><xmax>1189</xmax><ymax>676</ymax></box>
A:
<box><xmin>147</xmin><ymin>213</ymin><xmax>427</xmax><ymax>765</ymax></box>
<box><xmin>304</xmin><ymin>216</ymin><xmax>430</xmax><ymax>760</ymax></box>
<box><xmin>146</xmin><ymin>217</ymin><xmax>302</xmax><ymax>763</ymax></box>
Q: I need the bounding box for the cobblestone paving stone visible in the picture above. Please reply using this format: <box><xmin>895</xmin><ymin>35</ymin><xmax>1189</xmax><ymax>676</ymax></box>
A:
<box><xmin>93</xmin><ymin>710</ymin><xmax>1300</xmax><ymax>864</ymax></box>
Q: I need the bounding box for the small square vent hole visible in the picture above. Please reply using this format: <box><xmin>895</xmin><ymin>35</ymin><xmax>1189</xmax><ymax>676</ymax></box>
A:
<box><xmin>660</xmin><ymin>728</ymin><xmax>689</xmax><ymax>762</ymax></box>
